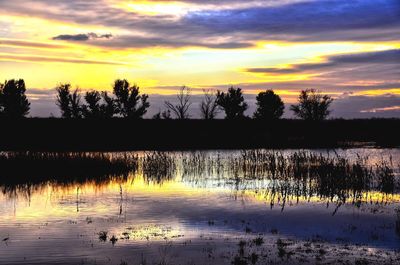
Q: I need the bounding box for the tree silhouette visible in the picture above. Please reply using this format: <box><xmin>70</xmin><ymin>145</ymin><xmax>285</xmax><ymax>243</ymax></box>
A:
<box><xmin>200</xmin><ymin>89</ymin><xmax>219</xmax><ymax>119</ymax></box>
<box><xmin>100</xmin><ymin>92</ymin><xmax>116</xmax><ymax>118</ymax></box>
<box><xmin>83</xmin><ymin>91</ymin><xmax>102</xmax><ymax>118</ymax></box>
<box><xmin>253</xmin><ymin>90</ymin><xmax>284</xmax><ymax>120</ymax></box>
<box><xmin>113</xmin><ymin>79</ymin><xmax>149</xmax><ymax>119</ymax></box>
<box><xmin>83</xmin><ymin>91</ymin><xmax>116</xmax><ymax>118</ymax></box>
<box><xmin>216</xmin><ymin>87</ymin><xmax>248</xmax><ymax>119</ymax></box>
<box><xmin>55</xmin><ymin>84</ymin><xmax>83</xmax><ymax>118</ymax></box>
<box><xmin>56</xmin><ymin>84</ymin><xmax>72</xmax><ymax>118</ymax></box>
<box><xmin>290</xmin><ymin>89</ymin><xmax>333</xmax><ymax>121</ymax></box>
<box><xmin>0</xmin><ymin>79</ymin><xmax>30</xmax><ymax>118</ymax></box>
<box><xmin>152</xmin><ymin>109</ymin><xmax>172</xmax><ymax>120</ymax></box>
<box><xmin>165</xmin><ymin>86</ymin><xmax>191</xmax><ymax>119</ymax></box>
<box><xmin>70</xmin><ymin>89</ymin><xmax>83</xmax><ymax>118</ymax></box>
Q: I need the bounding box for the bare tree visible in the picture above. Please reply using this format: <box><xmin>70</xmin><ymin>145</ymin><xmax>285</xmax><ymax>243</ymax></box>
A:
<box><xmin>165</xmin><ymin>86</ymin><xmax>192</xmax><ymax>119</ymax></box>
<box><xmin>200</xmin><ymin>89</ymin><xmax>219</xmax><ymax>119</ymax></box>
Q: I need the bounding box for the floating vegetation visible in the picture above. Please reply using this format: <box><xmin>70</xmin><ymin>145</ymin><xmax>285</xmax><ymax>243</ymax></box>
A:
<box><xmin>98</xmin><ymin>231</ymin><xmax>108</xmax><ymax>242</ymax></box>
<box><xmin>253</xmin><ymin>237</ymin><xmax>264</xmax><ymax>246</ymax></box>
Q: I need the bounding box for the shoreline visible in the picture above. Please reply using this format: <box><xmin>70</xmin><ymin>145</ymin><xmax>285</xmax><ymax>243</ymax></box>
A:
<box><xmin>0</xmin><ymin>118</ymin><xmax>399</xmax><ymax>151</ymax></box>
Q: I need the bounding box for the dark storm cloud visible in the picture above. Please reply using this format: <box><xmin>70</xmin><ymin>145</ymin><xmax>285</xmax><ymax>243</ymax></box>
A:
<box><xmin>52</xmin><ymin>33</ymin><xmax>113</xmax><ymax>41</ymax></box>
<box><xmin>1</xmin><ymin>0</ymin><xmax>399</xmax><ymax>49</ymax></box>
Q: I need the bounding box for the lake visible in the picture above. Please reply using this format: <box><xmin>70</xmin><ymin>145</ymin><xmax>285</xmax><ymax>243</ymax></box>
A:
<box><xmin>1</xmin><ymin>149</ymin><xmax>399</xmax><ymax>265</ymax></box>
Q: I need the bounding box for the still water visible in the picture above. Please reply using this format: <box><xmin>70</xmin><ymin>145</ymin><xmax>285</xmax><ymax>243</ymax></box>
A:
<box><xmin>0</xmin><ymin>149</ymin><xmax>400</xmax><ymax>265</ymax></box>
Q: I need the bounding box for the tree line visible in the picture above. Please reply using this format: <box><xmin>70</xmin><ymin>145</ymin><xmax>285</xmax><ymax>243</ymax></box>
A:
<box><xmin>0</xmin><ymin>79</ymin><xmax>333</xmax><ymax>121</ymax></box>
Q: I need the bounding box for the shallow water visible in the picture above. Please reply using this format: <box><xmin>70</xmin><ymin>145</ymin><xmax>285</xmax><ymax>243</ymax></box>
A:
<box><xmin>0</xmin><ymin>149</ymin><xmax>400</xmax><ymax>265</ymax></box>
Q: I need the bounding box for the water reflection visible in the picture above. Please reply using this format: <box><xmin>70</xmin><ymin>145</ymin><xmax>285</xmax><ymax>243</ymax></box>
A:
<box><xmin>0</xmin><ymin>149</ymin><xmax>399</xmax><ymax>264</ymax></box>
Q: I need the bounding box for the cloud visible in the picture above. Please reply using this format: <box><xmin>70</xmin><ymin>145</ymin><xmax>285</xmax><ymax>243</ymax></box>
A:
<box><xmin>80</xmin><ymin>35</ymin><xmax>253</xmax><ymax>49</ymax></box>
<box><xmin>246</xmin><ymin>49</ymin><xmax>400</xmax><ymax>74</ymax></box>
<box><xmin>331</xmin><ymin>94</ymin><xmax>400</xmax><ymax>118</ymax></box>
<box><xmin>360</xmin><ymin>106</ymin><xmax>400</xmax><ymax>113</ymax></box>
<box><xmin>1</xmin><ymin>0</ymin><xmax>399</xmax><ymax>49</ymax></box>
<box><xmin>184</xmin><ymin>0</ymin><xmax>400</xmax><ymax>42</ymax></box>
<box><xmin>52</xmin><ymin>32</ymin><xmax>113</xmax><ymax>41</ymax></box>
<box><xmin>244</xmin><ymin>49</ymin><xmax>400</xmax><ymax>92</ymax></box>
<box><xmin>0</xmin><ymin>54</ymin><xmax>125</xmax><ymax>65</ymax></box>
<box><xmin>0</xmin><ymin>39</ymin><xmax>67</xmax><ymax>49</ymax></box>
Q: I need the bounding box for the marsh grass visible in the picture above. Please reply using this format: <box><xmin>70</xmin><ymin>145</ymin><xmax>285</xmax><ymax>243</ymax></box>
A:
<box><xmin>180</xmin><ymin>150</ymin><xmax>399</xmax><ymax>207</ymax></box>
<box><xmin>142</xmin><ymin>151</ymin><xmax>176</xmax><ymax>184</ymax></box>
<box><xmin>0</xmin><ymin>150</ymin><xmax>398</xmax><ymax>207</ymax></box>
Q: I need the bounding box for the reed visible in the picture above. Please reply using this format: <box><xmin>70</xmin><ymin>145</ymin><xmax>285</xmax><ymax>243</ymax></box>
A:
<box><xmin>142</xmin><ymin>151</ymin><xmax>176</xmax><ymax>184</ymax></box>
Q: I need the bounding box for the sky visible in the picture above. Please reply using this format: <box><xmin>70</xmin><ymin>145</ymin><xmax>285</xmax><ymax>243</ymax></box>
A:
<box><xmin>0</xmin><ymin>0</ymin><xmax>399</xmax><ymax>118</ymax></box>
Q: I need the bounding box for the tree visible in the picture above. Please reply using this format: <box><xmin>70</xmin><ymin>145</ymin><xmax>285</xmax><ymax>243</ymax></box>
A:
<box><xmin>200</xmin><ymin>89</ymin><xmax>219</xmax><ymax>119</ymax></box>
<box><xmin>165</xmin><ymin>86</ymin><xmax>191</xmax><ymax>119</ymax></box>
<box><xmin>113</xmin><ymin>79</ymin><xmax>149</xmax><ymax>119</ymax></box>
<box><xmin>152</xmin><ymin>109</ymin><xmax>171</xmax><ymax>120</ymax></box>
<box><xmin>253</xmin><ymin>90</ymin><xmax>284</xmax><ymax>120</ymax></box>
<box><xmin>216</xmin><ymin>87</ymin><xmax>248</xmax><ymax>119</ymax></box>
<box><xmin>56</xmin><ymin>84</ymin><xmax>72</xmax><ymax>118</ymax></box>
<box><xmin>83</xmin><ymin>91</ymin><xmax>102</xmax><ymax>118</ymax></box>
<box><xmin>0</xmin><ymin>79</ymin><xmax>30</xmax><ymax>118</ymax></box>
<box><xmin>100</xmin><ymin>92</ymin><xmax>116</xmax><ymax>118</ymax></box>
<box><xmin>55</xmin><ymin>84</ymin><xmax>83</xmax><ymax>118</ymax></box>
<box><xmin>290</xmin><ymin>89</ymin><xmax>333</xmax><ymax>121</ymax></box>
<box><xmin>70</xmin><ymin>89</ymin><xmax>83</xmax><ymax>118</ymax></box>
<box><xmin>83</xmin><ymin>91</ymin><xmax>116</xmax><ymax>119</ymax></box>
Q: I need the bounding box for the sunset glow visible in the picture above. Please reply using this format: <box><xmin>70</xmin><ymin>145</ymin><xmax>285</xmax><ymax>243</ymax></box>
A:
<box><xmin>0</xmin><ymin>0</ymin><xmax>399</xmax><ymax>117</ymax></box>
